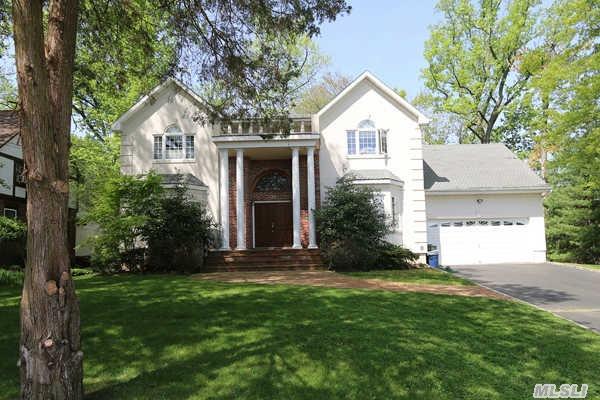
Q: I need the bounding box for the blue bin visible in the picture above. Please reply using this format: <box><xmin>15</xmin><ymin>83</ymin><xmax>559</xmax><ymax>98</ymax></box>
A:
<box><xmin>427</xmin><ymin>253</ymin><xmax>439</xmax><ymax>268</ymax></box>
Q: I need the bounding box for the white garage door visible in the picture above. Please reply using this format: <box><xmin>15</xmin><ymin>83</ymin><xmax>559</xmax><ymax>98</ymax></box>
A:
<box><xmin>427</xmin><ymin>219</ymin><xmax>534</xmax><ymax>265</ymax></box>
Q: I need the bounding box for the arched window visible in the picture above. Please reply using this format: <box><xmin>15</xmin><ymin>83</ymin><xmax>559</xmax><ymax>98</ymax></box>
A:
<box><xmin>346</xmin><ymin>119</ymin><xmax>387</xmax><ymax>155</ymax></box>
<box><xmin>255</xmin><ymin>171</ymin><xmax>291</xmax><ymax>192</ymax></box>
<box><xmin>153</xmin><ymin>125</ymin><xmax>195</xmax><ymax>160</ymax></box>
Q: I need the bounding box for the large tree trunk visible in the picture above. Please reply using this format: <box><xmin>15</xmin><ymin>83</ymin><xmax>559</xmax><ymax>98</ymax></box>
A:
<box><xmin>13</xmin><ymin>0</ymin><xmax>82</xmax><ymax>399</ymax></box>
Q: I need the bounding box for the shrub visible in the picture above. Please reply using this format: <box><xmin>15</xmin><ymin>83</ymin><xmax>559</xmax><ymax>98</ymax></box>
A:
<box><xmin>141</xmin><ymin>180</ymin><xmax>217</xmax><ymax>273</ymax></box>
<box><xmin>316</xmin><ymin>176</ymin><xmax>390</xmax><ymax>270</ymax></box>
<box><xmin>0</xmin><ymin>216</ymin><xmax>27</xmax><ymax>267</ymax></box>
<box><xmin>0</xmin><ymin>216</ymin><xmax>26</xmax><ymax>241</ymax></box>
<box><xmin>82</xmin><ymin>172</ymin><xmax>164</xmax><ymax>272</ymax></box>
<box><xmin>84</xmin><ymin>173</ymin><xmax>217</xmax><ymax>273</ymax></box>
<box><xmin>375</xmin><ymin>242</ymin><xmax>418</xmax><ymax>270</ymax></box>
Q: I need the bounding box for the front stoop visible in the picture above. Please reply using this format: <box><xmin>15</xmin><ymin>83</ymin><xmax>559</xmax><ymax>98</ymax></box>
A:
<box><xmin>204</xmin><ymin>248</ymin><xmax>325</xmax><ymax>272</ymax></box>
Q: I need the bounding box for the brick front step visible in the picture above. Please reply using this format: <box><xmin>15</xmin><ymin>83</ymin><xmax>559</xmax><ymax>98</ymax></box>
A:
<box><xmin>205</xmin><ymin>248</ymin><xmax>325</xmax><ymax>272</ymax></box>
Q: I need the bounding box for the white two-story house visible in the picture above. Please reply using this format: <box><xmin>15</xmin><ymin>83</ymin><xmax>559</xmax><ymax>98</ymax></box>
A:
<box><xmin>111</xmin><ymin>72</ymin><xmax>549</xmax><ymax>267</ymax></box>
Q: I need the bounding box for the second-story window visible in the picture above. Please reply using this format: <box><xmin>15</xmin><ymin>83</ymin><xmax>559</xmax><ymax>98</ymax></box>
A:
<box><xmin>153</xmin><ymin>125</ymin><xmax>195</xmax><ymax>161</ymax></box>
<box><xmin>358</xmin><ymin>119</ymin><xmax>377</xmax><ymax>154</ymax></box>
<box><xmin>346</xmin><ymin>119</ymin><xmax>387</xmax><ymax>156</ymax></box>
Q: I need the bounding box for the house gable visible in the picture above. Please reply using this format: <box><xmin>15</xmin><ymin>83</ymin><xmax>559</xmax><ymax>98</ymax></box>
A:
<box><xmin>315</xmin><ymin>71</ymin><xmax>429</xmax><ymax>129</ymax></box>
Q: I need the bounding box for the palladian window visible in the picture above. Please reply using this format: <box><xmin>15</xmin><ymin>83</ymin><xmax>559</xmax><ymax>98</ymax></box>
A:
<box><xmin>153</xmin><ymin>125</ymin><xmax>195</xmax><ymax>160</ymax></box>
<box><xmin>346</xmin><ymin>119</ymin><xmax>388</xmax><ymax>156</ymax></box>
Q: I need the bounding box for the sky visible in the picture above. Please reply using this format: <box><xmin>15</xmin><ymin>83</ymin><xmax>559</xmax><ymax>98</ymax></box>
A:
<box><xmin>315</xmin><ymin>0</ymin><xmax>442</xmax><ymax>100</ymax></box>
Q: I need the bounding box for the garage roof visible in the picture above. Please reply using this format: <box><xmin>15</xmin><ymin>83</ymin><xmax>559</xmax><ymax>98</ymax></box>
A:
<box><xmin>423</xmin><ymin>144</ymin><xmax>550</xmax><ymax>193</ymax></box>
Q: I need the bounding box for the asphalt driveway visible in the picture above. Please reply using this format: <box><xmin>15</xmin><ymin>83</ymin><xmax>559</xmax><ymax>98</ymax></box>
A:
<box><xmin>450</xmin><ymin>262</ymin><xmax>600</xmax><ymax>333</ymax></box>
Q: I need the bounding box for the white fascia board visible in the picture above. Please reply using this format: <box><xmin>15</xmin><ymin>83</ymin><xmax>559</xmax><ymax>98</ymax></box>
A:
<box><xmin>316</xmin><ymin>71</ymin><xmax>430</xmax><ymax>125</ymax></box>
<box><xmin>425</xmin><ymin>187</ymin><xmax>551</xmax><ymax>196</ymax></box>
<box><xmin>111</xmin><ymin>78</ymin><xmax>205</xmax><ymax>132</ymax></box>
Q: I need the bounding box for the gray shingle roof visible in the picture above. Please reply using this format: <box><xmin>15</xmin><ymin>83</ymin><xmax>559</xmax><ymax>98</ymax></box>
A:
<box><xmin>0</xmin><ymin>110</ymin><xmax>20</xmax><ymax>148</ymax></box>
<box><xmin>346</xmin><ymin>169</ymin><xmax>403</xmax><ymax>184</ymax></box>
<box><xmin>423</xmin><ymin>143</ymin><xmax>549</xmax><ymax>193</ymax></box>
<box><xmin>159</xmin><ymin>173</ymin><xmax>207</xmax><ymax>187</ymax></box>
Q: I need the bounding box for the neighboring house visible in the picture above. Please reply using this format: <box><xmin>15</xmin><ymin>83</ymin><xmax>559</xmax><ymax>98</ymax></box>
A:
<box><xmin>0</xmin><ymin>110</ymin><xmax>26</xmax><ymax>219</ymax></box>
<box><xmin>111</xmin><ymin>71</ymin><xmax>549</xmax><ymax>266</ymax></box>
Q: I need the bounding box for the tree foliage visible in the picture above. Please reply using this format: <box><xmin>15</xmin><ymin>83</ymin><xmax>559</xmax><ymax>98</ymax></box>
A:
<box><xmin>293</xmin><ymin>71</ymin><xmax>352</xmax><ymax>114</ymax></box>
<box><xmin>423</xmin><ymin>0</ymin><xmax>542</xmax><ymax>143</ymax></box>
<box><xmin>142</xmin><ymin>181</ymin><xmax>218</xmax><ymax>273</ymax></box>
<box><xmin>538</xmin><ymin>0</ymin><xmax>600</xmax><ymax>263</ymax></box>
<box><xmin>412</xmin><ymin>91</ymin><xmax>475</xmax><ymax>144</ymax></box>
<box><xmin>83</xmin><ymin>173</ymin><xmax>217</xmax><ymax>273</ymax></box>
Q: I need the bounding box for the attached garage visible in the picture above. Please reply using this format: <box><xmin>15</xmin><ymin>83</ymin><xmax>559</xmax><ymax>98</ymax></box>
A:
<box><xmin>423</xmin><ymin>144</ymin><xmax>550</xmax><ymax>265</ymax></box>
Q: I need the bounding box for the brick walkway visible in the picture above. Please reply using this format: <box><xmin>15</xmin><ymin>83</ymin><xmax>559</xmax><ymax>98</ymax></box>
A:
<box><xmin>192</xmin><ymin>270</ymin><xmax>507</xmax><ymax>299</ymax></box>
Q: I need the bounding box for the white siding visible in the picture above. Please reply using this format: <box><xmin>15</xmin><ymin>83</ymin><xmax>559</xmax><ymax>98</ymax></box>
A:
<box><xmin>318</xmin><ymin>78</ymin><xmax>427</xmax><ymax>254</ymax></box>
<box><xmin>118</xmin><ymin>83</ymin><xmax>219</xmax><ymax>220</ymax></box>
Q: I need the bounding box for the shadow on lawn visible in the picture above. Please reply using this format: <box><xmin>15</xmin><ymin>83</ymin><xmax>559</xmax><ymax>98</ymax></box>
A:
<box><xmin>1</xmin><ymin>275</ymin><xmax>599</xmax><ymax>400</ymax></box>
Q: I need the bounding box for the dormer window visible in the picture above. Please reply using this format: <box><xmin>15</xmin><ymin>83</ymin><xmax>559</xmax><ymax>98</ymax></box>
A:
<box><xmin>346</xmin><ymin>119</ymin><xmax>388</xmax><ymax>156</ymax></box>
<box><xmin>153</xmin><ymin>125</ymin><xmax>195</xmax><ymax>160</ymax></box>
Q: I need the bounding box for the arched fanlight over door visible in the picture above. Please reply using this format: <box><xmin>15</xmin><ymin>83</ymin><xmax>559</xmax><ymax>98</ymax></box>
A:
<box><xmin>255</xmin><ymin>171</ymin><xmax>291</xmax><ymax>192</ymax></box>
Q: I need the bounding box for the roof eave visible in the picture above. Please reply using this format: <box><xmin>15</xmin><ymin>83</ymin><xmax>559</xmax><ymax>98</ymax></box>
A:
<box><xmin>316</xmin><ymin>71</ymin><xmax>429</xmax><ymax>124</ymax></box>
<box><xmin>425</xmin><ymin>186</ymin><xmax>551</xmax><ymax>195</ymax></box>
<box><xmin>111</xmin><ymin>78</ymin><xmax>205</xmax><ymax>132</ymax></box>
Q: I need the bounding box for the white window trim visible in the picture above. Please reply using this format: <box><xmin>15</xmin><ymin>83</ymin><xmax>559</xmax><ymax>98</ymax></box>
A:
<box><xmin>346</xmin><ymin>120</ymin><xmax>388</xmax><ymax>158</ymax></box>
<box><xmin>3</xmin><ymin>208</ymin><xmax>17</xmax><ymax>218</ymax></box>
<box><xmin>152</xmin><ymin>127</ymin><xmax>196</xmax><ymax>162</ymax></box>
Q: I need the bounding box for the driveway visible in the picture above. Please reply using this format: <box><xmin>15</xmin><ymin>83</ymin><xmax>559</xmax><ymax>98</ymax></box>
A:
<box><xmin>451</xmin><ymin>262</ymin><xmax>600</xmax><ymax>333</ymax></box>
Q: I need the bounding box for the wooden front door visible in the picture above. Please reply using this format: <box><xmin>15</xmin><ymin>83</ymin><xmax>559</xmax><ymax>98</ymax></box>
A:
<box><xmin>254</xmin><ymin>202</ymin><xmax>293</xmax><ymax>247</ymax></box>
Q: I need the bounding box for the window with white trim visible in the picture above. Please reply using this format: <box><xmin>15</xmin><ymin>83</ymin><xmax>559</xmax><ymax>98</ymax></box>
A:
<box><xmin>3</xmin><ymin>208</ymin><xmax>17</xmax><ymax>218</ymax></box>
<box><xmin>391</xmin><ymin>196</ymin><xmax>397</xmax><ymax>227</ymax></box>
<box><xmin>358</xmin><ymin>119</ymin><xmax>376</xmax><ymax>154</ymax></box>
<box><xmin>185</xmin><ymin>136</ymin><xmax>195</xmax><ymax>159</ymax></box>
<box><xmin>379</xmin><ymin>129</ymin><xmax>388</xmax><ymax>154</ymax></box>
<box><xmin>153</xmin><ymin>136</ymin><xmax>163</xmax><ymax>159</ymax></box>
<box><xmin>346</xmin><ymin>119</ymin><xmax>388</xmax><ymax>156</ymax></box>
<box><xmin>346</xmin><ymin>130</ymin><xmax>356</xmax><ymax>155</ymax></box>
<box><xmin>153</xmin><ymin>126</ymin><xmax>195</xmax><ymax>161</ymax></box>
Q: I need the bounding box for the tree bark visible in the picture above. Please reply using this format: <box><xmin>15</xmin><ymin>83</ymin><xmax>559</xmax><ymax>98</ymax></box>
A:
<box><xmin>13</xmin><ymin>0</ymin><xmax>82</xmax><ymax>399</ymax></box>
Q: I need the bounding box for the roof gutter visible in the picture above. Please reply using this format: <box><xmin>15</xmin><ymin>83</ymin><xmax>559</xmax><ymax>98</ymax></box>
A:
<box><xmin>425</xmin><ymin>186</ymin><xmax>551</xmax><ymax>196</ymax></box>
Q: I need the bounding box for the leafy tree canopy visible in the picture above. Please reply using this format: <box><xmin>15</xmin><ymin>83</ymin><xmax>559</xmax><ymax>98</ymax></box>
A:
<box><xmin>423</xmin><ymin>0</ymin><xmax>542</xmax><ymax>143</ymax></box>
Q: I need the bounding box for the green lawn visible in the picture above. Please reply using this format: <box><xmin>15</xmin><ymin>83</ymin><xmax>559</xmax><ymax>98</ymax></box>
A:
<box><xmin>1</xmin><ymin>275</ymin><xmax>599</xmax><ymax>399</ymax></box>
<box><xmin>562</xmin><ymin>263</ymin><xmax>600</xmax><ymax>271</ymax></box>
<box><xmin>342</xmin><ymin>268</ymin><xmax>474</xmax><ymax>286</ymax></box>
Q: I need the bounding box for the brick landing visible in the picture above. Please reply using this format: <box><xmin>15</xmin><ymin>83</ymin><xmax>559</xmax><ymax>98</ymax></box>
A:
<box><xmin>192</xmin><ymin>270</ymin><xmax>508</xmax><ymax>299</ymax></box>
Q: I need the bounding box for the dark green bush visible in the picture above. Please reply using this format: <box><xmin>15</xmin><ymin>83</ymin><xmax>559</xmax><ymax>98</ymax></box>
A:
<box><xmin>141</xmin><ymin>181</ymin><xmax>218</xmax><ymax>273</ymax></box>
<box><xmin>375</xmin><ymin>242</ymin><xmax>418</xmax><ymax>270</ymax></box>
<box><xmin>0</xmin><ymin>216</ymin><xmax>26</xmax><ymax>266</ymax></box>
<box><xmin>316</xmin><ymin>176</ymin><xmax>417</xmax><ymax>271</ymax></box>
<box><xmin>84</xmin><ymin>173</ymin><xmax>217</xmax><ymax>273</ymax></box>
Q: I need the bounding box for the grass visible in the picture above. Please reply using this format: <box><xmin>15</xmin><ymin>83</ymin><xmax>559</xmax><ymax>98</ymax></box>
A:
<box><xmin>342</xmin><ymin>268</ymin><xmax>474</xmax><ymax>286</ymax></box>
<box><xmin>560</xmin><ymin>263</ymin><xmax>600</xmax><ymax>271</ymax></box>
<box><xmin>0</xmin><ymin>267</ymin><xmax>23</xmax><ymax>287</ymax></box>
<box><xmin>1</xmin><ymin>274</ymin><xmax>599</xmax><ymax>399</ymax></box>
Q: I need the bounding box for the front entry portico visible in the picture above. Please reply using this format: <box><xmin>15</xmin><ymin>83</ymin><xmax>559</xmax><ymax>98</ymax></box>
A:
<box><xmin>214</xmin><ymin>132</ymin><xmax>320</xmax><ymax>250</ymax></box>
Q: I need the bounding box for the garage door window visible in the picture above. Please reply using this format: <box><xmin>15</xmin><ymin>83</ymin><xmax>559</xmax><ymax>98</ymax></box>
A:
<box><xmin>433</xmin><ymin>218</ymin><xmax>529</xmax><ymax>227</ymax></box>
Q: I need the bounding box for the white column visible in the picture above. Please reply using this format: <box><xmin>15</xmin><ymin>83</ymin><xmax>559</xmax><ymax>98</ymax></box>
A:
<box><xmin>292</xmin><ymin>147</ymin><xmax>302</xmax><ymax>248</ymax></box>
<box><xmin>236</xmin><ymin>149</ymin><xmax>246</xmax><ymax>250</ymax></box>
<box><xmin>307</xmin><ymin>147</ymin><xmax>317</xmax><ymax>248</ymax></box>
<box><xmin>219</xmin><ymin>149</ymin><xmax>230</xmax><ymax>250</ymax></box>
